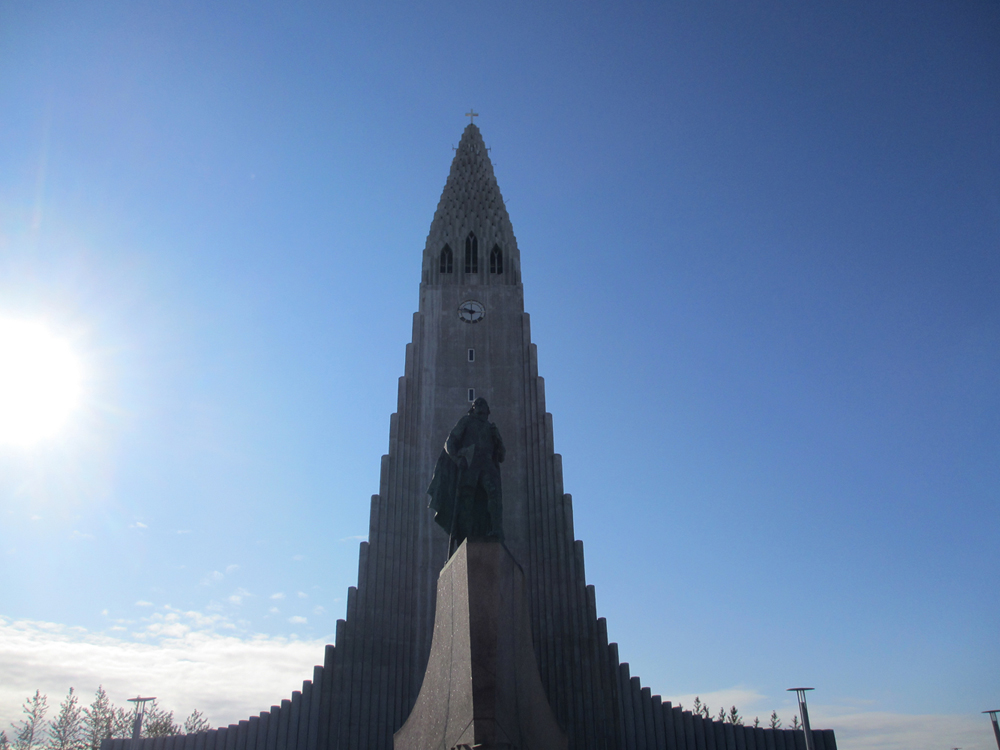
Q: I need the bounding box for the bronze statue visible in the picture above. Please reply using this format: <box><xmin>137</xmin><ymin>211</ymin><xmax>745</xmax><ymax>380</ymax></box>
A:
<box><xmin>427</xmin><ymin>397</ymin><xmax>505</xmax><ymax>554</ymax></box>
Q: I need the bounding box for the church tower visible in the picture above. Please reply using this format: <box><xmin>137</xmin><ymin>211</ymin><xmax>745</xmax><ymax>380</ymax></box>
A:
<box><xmin>104</xmin><ymin>123</ymin><xmax>838</xmax><ymax>750</ymax></box>
<box><xmin>333</xmin><ymin>121</ymin><xmax>622</xmax><ymax>749</ymax></box>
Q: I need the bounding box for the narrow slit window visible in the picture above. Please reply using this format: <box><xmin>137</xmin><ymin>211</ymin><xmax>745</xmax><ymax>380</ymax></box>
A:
<box><xmin>468</xmin><ymin>349</ymin><xmax>475</xmax><ymax>362</ymax></box>
<box><xmin>468</xmin><ymin>388</ymin><xmax>475</xmax><ymax>402</ymax></box>
<box><xmin>464</xmin><ymin>232</ymin><xmax>478</xmax><ymax>273</ymax></box>
<box><xmin>439</xmin><ymin>244</ymin><xmax>453</xmax><ymax>274</ymax></box>
<box><xmin>490</xmin><ymin>245</ymin><xmax>503</xmax><ymax>274</ymax></box>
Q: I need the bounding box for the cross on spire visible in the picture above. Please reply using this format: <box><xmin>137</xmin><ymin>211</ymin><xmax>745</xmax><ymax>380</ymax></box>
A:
<box><xmin>465</xmin><ymin>109</ymin><xmax>478</xmax><ymax>123</ymax></box>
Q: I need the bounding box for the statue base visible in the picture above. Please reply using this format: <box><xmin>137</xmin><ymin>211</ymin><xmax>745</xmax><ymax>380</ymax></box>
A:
<box><xmin>394</xmin><ymin>540</ymin><xmax>567</xmax><ymax>750</ymax></box>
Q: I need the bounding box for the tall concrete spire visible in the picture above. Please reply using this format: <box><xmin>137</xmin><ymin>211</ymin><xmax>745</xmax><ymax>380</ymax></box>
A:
<box><xmin>422</xmin><ymin>124</ymin><xmax>520</xmax><ymax>286</ymax></box>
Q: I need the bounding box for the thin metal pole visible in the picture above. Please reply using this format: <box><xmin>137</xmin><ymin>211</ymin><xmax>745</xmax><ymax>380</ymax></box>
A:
<box><xmin>983</xmin><ymin>710</ymin><xmax>1000</xmax><ymax>750</ymax></box>
<box><xmin>127</xmin><ymin>697</ymin><xmax>156</xmax><ymax>747</ymax></box>
<box><xmin>787</xmin><ymin>688</ymin><xmax>815</xmax><ymax>750</ymax></box>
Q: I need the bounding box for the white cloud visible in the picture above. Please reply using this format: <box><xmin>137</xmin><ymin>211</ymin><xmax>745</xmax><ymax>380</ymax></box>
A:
<box><xmin>227</xmin><ymin>588</ymin><xmax>251</xmax><ymax>606</ymax></box>
<box><xmin>291</xmin><ymin>555</ymin><xmax>304</xmax><ymax>561</ymax></box>
<box><xmin>288</xmin><ymin>616</ymin><xmax>307</xmax><ymax>625</ymax></box>
<box><xmin>816</xmin><ymin>708</ymin><xmax>990</xmax><ymax>750</ymax></box>
<box><xmin>296</xmin><ymin>592</ymin><xmax>307</xmax><ymax>599</ymax></box>
<box><xmin>664</xmin><ymin>686</ymin><xmax>766</xmax><ymax>714</ymax></box>
<box><xmin>270</xmin><ymin>593</ymin><xmax>285</xmax><ymax>600</ymax></box>
<box><xmin>135</xmin><ymin>601</ymin><xmax>154</xmax><ymax>607</ymax></box>
<box><xmin>130</xmin><ymin>522</ymin><xmax>148</xmax><ymax>529</ymax></box>
<box><xmin>268</xmin><ymin>607</ymin><xmax>280</xmax><ymax>615</ymax></box>
<box><xmin>176</xmin><ymin>530</ymin><xmax>192</xmax><ymax>535</ymax></box>
<box><xmin>225</xmin><ymin>565</ymin><xmax>239</xmax><ymax>574</ymax></box>
<box><xmin>201</xmin><ymin>571</ymin><xmax>225</xmax><ymax>586</ymax></box>
<box><xmin>663</xmin><ymin>688</ymin><xmax>993</xmax><ymax>750</ymax></box>
<box><xmin>312</xmin><ymin>606</ymin><xmax>325</xmax><ymax>616</ymax></box>
<box><xmin>0</xmin><ymin>616</ymin><xmax>325</xmax><ymax>730</ymax></box>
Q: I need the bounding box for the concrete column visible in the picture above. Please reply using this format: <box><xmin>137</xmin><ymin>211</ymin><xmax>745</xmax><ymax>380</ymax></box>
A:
<box><xmin>651</xmin><ymin>696</ymin><xmax>666</xmax><ymax>750</ymax></box>
<box><xmin>293</xmin><ymin>686</ymin><xmax>308</xmax><ymax>750</ymax></box>
<box><xmin>246</xmin><ymin>716</ymin><xmax>258</xmax><ymax>750</ymax></box>
<box><xmin>394</xmin><ymin>541</ymin><xmax>566</xmax><ymax>750</ymax></box>
<box><xmin>288</xmin><ymin>692</ymin><xmax>302</xmax><ymax>750</ymax></box>
<box><xmin>255</xmin><ymin>712</ymin><xmax>268</xmax><ymax>750</ymax></box>
<box><xmin>265</xmin><ymin>706</ymin><xmax>279</xmax><ymax>750</ymax></box>
<box><xmin>661</xmin><ymin>702</ymin><xmax>676</xmax><ymax>750</ymax></box>
<box><xmin>619</xmin><ymin>664</ymin><xmax>636</xmax><ymax>750</ymax></box>
<box><xmin>276</xmin><ymin>700</ymin><xmax>290</xmax><ymax>750</ymax></box>
<box><xmin>306</xmin><ymin>668</ymin><xmax>322</xmax><ymax>750</ymax></box>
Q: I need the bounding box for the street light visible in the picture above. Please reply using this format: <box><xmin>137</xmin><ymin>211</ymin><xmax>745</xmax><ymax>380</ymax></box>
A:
<box><xmin>787</xmin><ymin>688</ymin><xmax>815</xmax><ymax>750</ymax></box>
<box><xmin>983</xmin><ymin>710</ymin><xmax>1000</xmax><ymax>750</ymax></box>
<box><xmin>126</xmin><ymin>697</ymin><xmax>156</xmax><ymax>746</ymax></box>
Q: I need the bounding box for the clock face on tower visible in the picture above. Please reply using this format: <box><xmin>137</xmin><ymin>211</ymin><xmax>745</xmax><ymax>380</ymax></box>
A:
<box><xmin>458</xmin><ymin>300</ymin><xmax>485</xmax><ymax>324</ymax></box>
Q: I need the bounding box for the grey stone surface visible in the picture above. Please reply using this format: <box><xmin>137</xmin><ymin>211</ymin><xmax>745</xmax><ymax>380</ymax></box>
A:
<box><xmin>266</xmin><ymin>706</ymin><xmax>279</xmax><ymax>750</ymax></box>
<box><xmin>394</xmin><ymin>540</ymin><xmax>566</xmax><ymax>750</ymax></box>
<box><xmin>288</xmin><ymin>692</ymin><xmax>301</xmax><ymax>750</ymax></box>
<box><xmin>247</xmin><ymin>717</ymin><xmax>259</xmax><ymax>750</ymax></box>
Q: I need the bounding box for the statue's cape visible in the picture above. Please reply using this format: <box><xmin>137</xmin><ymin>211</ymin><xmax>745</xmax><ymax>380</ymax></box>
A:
<box><xmin>427</xmin><ymin>448</ymin><xmax>459</xmax><ymax>533</ymax></box>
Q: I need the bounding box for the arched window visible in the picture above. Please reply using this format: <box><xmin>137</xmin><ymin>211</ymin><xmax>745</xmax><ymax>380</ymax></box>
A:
<box><xmin>439</xmin><ymin>244</ymin><xmax>453</xmax><ymax>274</ymax></box>
<box><xmin>490</xmin><ymin>245</ymin><xmax>503</xmax><ymax>274</ymax></box>
<box><xmin>465</xmin><ymin>233</ymin><xmax>478</xmax><ymax>273</ymax></box>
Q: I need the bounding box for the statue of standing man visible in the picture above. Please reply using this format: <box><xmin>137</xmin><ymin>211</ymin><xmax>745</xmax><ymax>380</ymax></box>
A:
<box><xmin>428</xmin><ymin>397</ymin><xmax>505</xmax><ymax>555</ymax></box>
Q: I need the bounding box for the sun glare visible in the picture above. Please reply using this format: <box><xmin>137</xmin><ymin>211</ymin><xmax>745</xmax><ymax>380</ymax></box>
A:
<box><xmin>0</xmin><ymin>318</ymin><xmax>83</xmax><ymax>447</ymax></box>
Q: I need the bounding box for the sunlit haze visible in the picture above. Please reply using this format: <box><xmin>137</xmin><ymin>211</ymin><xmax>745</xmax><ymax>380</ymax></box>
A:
<box><xmin>0</xmin><ymin>318</ymin><xmax>82</xmax><ymax>446</ymax></box>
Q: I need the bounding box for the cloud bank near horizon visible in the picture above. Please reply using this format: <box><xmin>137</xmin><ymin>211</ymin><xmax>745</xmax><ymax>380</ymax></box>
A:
<box><xmin>0</xmin><ymin>617</ymin><xmax>991</xmax><ymax>750</ymax></box>
<box><xmin>0</xmin><ymin>615</ymin><xmax>325</xmax><ymax>731</ymax></box>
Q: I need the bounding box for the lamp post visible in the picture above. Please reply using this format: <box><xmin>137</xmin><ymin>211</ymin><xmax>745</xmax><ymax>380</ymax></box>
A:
<box><xmin>126</xmin><ymin>697</ymin><xmax>156</xmax><ymax>746</ymax></box>
<box><xmin>787</xmin><ymin>688</ymin><xmax>815</xmax><ymax>750</ymax></box>
<box><xmin>983</xmin><ymin>710</ymin><xmax>1000</xmax><ymax>750</ymax></box>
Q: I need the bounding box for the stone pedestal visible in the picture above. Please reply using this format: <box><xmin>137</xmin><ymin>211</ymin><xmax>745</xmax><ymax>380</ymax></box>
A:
<box><xmin>394</xmin><ymin>541</ymin><xmax>567</xmax><ymax>750</ymax></box>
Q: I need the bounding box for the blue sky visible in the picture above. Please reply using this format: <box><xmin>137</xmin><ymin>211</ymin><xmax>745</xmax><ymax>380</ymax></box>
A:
<box><xmin>1</xmin><ymin>2</ymin><xmax>998</xmax><ymax>748</ymax></box>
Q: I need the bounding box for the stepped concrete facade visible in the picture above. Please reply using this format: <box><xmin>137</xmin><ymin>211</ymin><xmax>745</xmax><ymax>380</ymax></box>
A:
<box><xmin>102</xmin><ymin>123</ymin><xmax>838</xmax><ymax>750</ymax></box>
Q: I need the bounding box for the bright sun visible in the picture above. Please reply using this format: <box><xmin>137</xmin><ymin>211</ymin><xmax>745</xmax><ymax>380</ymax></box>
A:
<box><xmin>0</xmin><ymin>318</ymin><xmax>83</xmax><ymax>447</ymax></box>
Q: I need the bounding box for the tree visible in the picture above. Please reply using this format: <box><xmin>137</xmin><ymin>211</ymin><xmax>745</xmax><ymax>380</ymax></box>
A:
<box><xmin>691</xmin><ymin>695</ymin><xmax>711</xmax><ymax>719</ymax></box>
<box><xmin>13</xmin><ymin>691</ymin><xmax>49</xmax><ymax>750</ymax></box>
<box><xmin>182</xmin><ymin>712</ymin><xmax>209</xmax><ymax>735</ymax></box>
<box><xmin>727</xmin><ymin>706</ymin><xmax>743</xmax><ymax>726</ymax></box>
<box><xmin>140</xmin><ymin>702</ymin><xmax>177</xmax><ymax>738</ymax></box>
<box><xmin>47</xmin><ymin>689</ymin><xmax>83</xmax><ymax>750</ymax></box>
<box><xmin>791</xmin><ymin>715</ymin><xmax>801</xmax><ymax>730</ymax></box>
<box><xmin>753</xmin><ymin>717</ymin><xmax>760</xmax><ymax>729</ymax></box>
<box><xmin>769</xmin><ymin>711</ymin><xmax>782</xmax><ymax>729</ymax></box>
<box><xmin>109</xmin><ymin>707</ymin><xmax>131</xmax><ymax>740</ymax></box>
<box><xmin>82</xmin><ymin>688</ymin><xmax>114</xmax><ymax>750</ymax></box>
<box><xmin>716</xmin><ymin>707</ymin><xmax>726</xmax><ymax>723</ymax></box>
<box><xmin>2</xmin><ymin>731</ymin><xmax>12</xmax><ymax>750</ymax></box>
